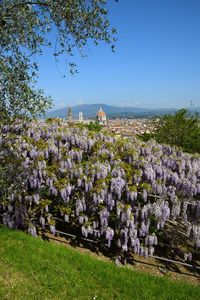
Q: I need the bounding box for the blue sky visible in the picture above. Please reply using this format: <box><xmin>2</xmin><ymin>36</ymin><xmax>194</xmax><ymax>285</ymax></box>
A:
<box><xmin>36</xmin><ymin>0</ymin><xmax>200</xmax><ymax>109</ymax></box>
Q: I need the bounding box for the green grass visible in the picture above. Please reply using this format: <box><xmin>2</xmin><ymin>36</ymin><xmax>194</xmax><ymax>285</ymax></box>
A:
<box><xmin>0</xmin><ymin>225</ymin><xmax>199</xmax><ymax>300</ymax></box>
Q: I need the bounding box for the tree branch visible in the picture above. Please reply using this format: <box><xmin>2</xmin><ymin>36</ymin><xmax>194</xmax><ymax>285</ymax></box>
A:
<box><xmin>0</xmin><ymin>1</ymin><xmax>49</xmax><ymax>23</ymax></box>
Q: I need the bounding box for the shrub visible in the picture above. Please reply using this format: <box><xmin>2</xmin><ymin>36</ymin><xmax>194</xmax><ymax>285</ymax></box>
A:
<box><xmin>0</xmin><ymin>120</ymin><xmax>200</xmax><ymax>261</ymax></box>
<box><xmin>140</xmin><ymin>109</ymin><xmax>200</xmax><ymax>154</ymax></box>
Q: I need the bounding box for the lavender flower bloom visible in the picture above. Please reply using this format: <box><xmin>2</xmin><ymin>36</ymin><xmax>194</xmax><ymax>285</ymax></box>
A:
<box><xmin>79</xmin><ymin>215</ymin><xmax>84</xmax><ymax>224</ymax></box>
<box><xmin>145</xmin><ymin>234</ymin><xmax>155</xmax><ymax>246</ymax></box>
<box><xmin>50</xmin><ymin>224</ymin><xmax>56</xmax><ymax>235</ymax></box>
<box><xmin>121</xmin><ymin>212</ymin><xmax>127</xmax><ymax>223</ymax></box>
<box><xmin>188</xmin><ymin>253</ymin><xmax>192</xmax><ymax>261</ymax></box>
<box><xmin>154</xmin><ymin>165</ymin><xmax>163</xmax><ymax>178</ymax></box>
<box><xmin>141</xmin><ymin>205</ymin><xmax>149</xmax><ymax>220</ymax></box>
<box><xmin>106</xmin><ymin>193</ymin><xmax>115</xmax><ymax>210</ymax></box>
<box><xmin>65</xmin><ymin>185</ymin><xmax>73</xmax><ymax>198</ymax></box>
<box><xmin>87</xmin><ymin>139</ymin><xmax>94</xmax><ymax>150</ymax></box>
<box><xmin>8</xmin><ymin>194</ymin><xmax>15</xmax><ymax>202</ymax></box>
<box><xmin>143</xmin><ymin>167</ymin><xmax>155</xmax><ymax>182</ymax></box>
<box><xmin>197</xmin><ymin>183</ymin><xmax>200</xmax><ymax>194</ymax></box>
<box><xmin>148</xmin><ymin>246</ymin><xmax>155</xmax><ymax>256</ymax></box>
<box><xmin>111</xmin><ymin>177</ymin><xmax>125</xmax><ymax>199</ymax></box>
<box><xmin>111</xmin><ymin>167</ymin><xmax>125</xmax><ymax>178</ymax></box>
<box><xmin>29</xmin><ymin>149</ymin><xmax>38</xmax><ymax>159</ymax></box>
<box><xmin>120</xmin><ymin>228</ymin><xmax>128</xmax><ymax>251</ymax></box>
<box><xmin>38</xmin><ymin>160</ymin><xmax>46</xmax><ymax>169</ymax></box>
<box><xmin>25</xmin><ymin>195</ymin><xmax>32</xmax><ymax>204</ymax></box>
<box><xmin>127</xmin><ymin>219</ymin><xmax>135</xmax><ymax>230</ymax></box>
<box><xmin>192</xmin><ymin>225</ymin><xmax>200</xmax><ymax>249</ymax></box>
<box><xmin>134</xmin><ymin>238</ymin><xmax>140</xmax><ymax>254</ymax></box>
<box><xmin>139</xmin><ymin>246</ymin><xmax>145</xmax><ymax>256</ymax></box>
<box><xmin>76</xmin><ymin>199</ymin><xmax>84</xmax><ymax>216</ymax></box>
<box><xmin>93</xmin><ymin>221</ymin><xmax>99</xmax><ymax>229</ymax></box>
<box><xmin>100</xmin><ymin>208</ymin><xmax>109</xmax><ymax>227</ymax></box>
<box><xmin>144</xmin><ymin>247</ymin><xmax>149</xmax><ymax>257</ymax></box>
<box><xmin>87</xmin><ymin>226</ymin><xmax>93</xmax><ymax>235</ymax></box>
<box><xmin>142</xmin><ymin>189</ymin><xmax>148</xmax><ymax>202</ymax></box>
<box><xmin>94</xmin><ymin>230</ymin><xmax>101</xmax><ymax>238</ymax></box>
<box><xmin>7</xmin><ymin>204</ymin><xmax>13</xmax><ymax>212</ymax></box>
<box><xmin>40</xmin><ymin>216</ymin><xmax>45</xmax><ymax>228</ymax></box>
<box><xmin>64</xmin><ymin>214</ymin><xmax>69</xmax><ymax>222</ymax></box>
<box><xmin>44</xmin><ymin>149</ymin><xmax>49</xmax><ymax>159</ymax></box>
<box><xmin>93</xmin><ymin>193</ymin><xmax>98</xmax><ymax>205</ymax></box>
<box><xmin>139</xmin><ymin>221</ymin><xmax>149</xmax><ymax>237</ymax></box>
<box><xmin>129</xmin><ymin>190</ymin><xmax>137</xmax><ymax>201</ymax></box>
<box><xmin>77</xmin><ymin>178</ymin><xmax>82</xmax><ymax>187</ymax></box>
<box><xmin>171</xmin><ymin>201</ymin><xmax>181</xmax><ymax>220</ymax></box>
<box><xmin>157</xmin><ymin>222</ymin><xmax>160</xmax><ymax>230</ymax></box>
<box><xmin>195</xmin><ymin>201</ymin><xmax>200</xmax><ymax>219</ymax></box>
<box><xmin>105</xmin><ymin>227</ymin><xmax>114</xmax><ymax>248</ymax></box>
<box><xmin>60</xmin><ymin>189</ymin><xmax>67</xmax><ymax>201</ymax></box>
<box><xmin>88</xmin><ymin>181</ymin><xmax>93</xmax><ymax>190</ymax></box>
<box><xmin>46</xmin><ymin>178</ymin><xmax>54</xmax><ymax>188</ymax></box>
<box><xmin>28</xmin><ymin>226</ymin><xmax>37</xmax><ymax>237</ymax></box>
<box><xmin>50</xmin><ymin>187</ymin><xmax>58</xmax><ymax>196</ymax></box>
<box><xmin>182</xmin><ymin>201</ymin><xmax>188</xmax><ymax>221</ymax></box>
<box><xmin>85</xmin><ymin>182</ymin><xmax>89</xmax><ymax>192</ymax></box>
<box><xmin>117</xmin><ymin>203</ymin><xmax>122</xmax><ymax>217</ymax></box>
<box><xmin>130</xmin><ymin>237</ymin><xmax>136</xmax><ymax>247</ymax></box>
<box><xmin>186</xmin><ymin>223</ymin><xmax>192</xmax><ymax>237</ymax></box>
<box><xmin>81</xmin><ymin>226</ymin><xmax>88</xmax><ymax>238</ymax></box>
<box><xmin>122</xmin><ymin>244</ymin><xmax>128</xmax><ymax>252</ymax></box>
<box><xmin>33</xmin><ymin>194</ymin><xmax>40</xmax><ymax>204</ymax></box>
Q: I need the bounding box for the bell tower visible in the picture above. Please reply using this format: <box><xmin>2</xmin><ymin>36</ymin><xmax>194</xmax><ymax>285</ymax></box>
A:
<box><xmin>67</xmin><ymin>107</ymin><xmax>73</xmax><ymax>123</ymax></box>
<box><xmin>79</xmin><ymin>112</ymin><xmax>83</xmax><ymax>122</ymax></box>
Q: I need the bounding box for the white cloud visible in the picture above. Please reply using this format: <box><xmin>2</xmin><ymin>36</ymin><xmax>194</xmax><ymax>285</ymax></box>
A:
<box><xmin>55</xmin><ymin>101</ymin><xmax>66</xmax><ymax>109</ymax></box>
<box><xmin>117</xmin><ymin>100</ymin><xmax>141</xmax><ymax>107</ymax></box>
<box><xmin>77</xmin><ymin>100</ymin><xmax>85</xmax><ymax>105</ymax></box>
<box><xmin>51</xmin><ymin>101</ymin><xmax>67</xmax><ymax>110</ymax></box>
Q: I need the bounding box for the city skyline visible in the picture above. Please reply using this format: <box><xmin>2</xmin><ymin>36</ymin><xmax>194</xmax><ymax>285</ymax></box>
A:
<box><xmin>35</xmin><ymin>0</ymin><xmax>200</xmax><ymax>109</ymax></box>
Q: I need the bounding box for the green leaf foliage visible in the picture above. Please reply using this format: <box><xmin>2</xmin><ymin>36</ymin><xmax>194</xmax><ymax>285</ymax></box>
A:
<box><xmin>0</xmin><ymin>0</ymin><xmax>117</xmax><ymax>121</ymax></box>
<box><xmin>87</xmin><ymin>121</ymin><xmax>102</xmax><ymax>132</ymax></box>
<box><xmin>140</xmin><ymin>109</ymin><xmax>200</xmax><ymax>154</ymax></box>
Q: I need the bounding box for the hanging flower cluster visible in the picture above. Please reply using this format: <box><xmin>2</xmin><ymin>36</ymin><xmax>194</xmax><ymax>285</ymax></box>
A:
<box><xmin>0</xmin><ymin>120</ymin><xmax>200</xmax><ymax>261</ymax></box>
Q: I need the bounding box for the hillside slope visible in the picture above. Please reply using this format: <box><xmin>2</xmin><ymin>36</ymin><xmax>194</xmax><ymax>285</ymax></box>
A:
<box><xmin>0</xmin><ymin>225</ymin><xmax>200</xmax><ymax>300</ymax></box>
<box><xmin>44</xmin><ymin>104</ymin><xmax>180</xmax><ymax>119</ymax></box>
<box><xmin>44</xmin><ymin>104</ymin><xmax>200</xmax><ymax>119</ymax></box>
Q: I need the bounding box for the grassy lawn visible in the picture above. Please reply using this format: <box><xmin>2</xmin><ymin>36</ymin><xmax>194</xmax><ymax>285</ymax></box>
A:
<box><xmin>0</xmin><ymin>225</ymin><xmax>200</xmax><ymax>300</ymax></box>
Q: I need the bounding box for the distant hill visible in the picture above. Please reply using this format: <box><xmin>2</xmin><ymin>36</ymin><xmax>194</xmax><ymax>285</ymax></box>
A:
<box><xmin>44</xmin><ymin>104</ymin><xmax>200</xmax><ymax>119</ymax></box>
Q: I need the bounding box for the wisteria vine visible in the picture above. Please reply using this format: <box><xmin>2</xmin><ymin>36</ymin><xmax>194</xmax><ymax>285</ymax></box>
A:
<box><xmin>0</xmin><ymin>120</ymin><xmax>200</xmax><ymax>262</ymax></box>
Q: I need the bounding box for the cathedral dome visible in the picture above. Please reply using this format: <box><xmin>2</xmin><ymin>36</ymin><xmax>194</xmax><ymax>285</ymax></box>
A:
<box><xmin>96</xmin><ymin>107</ymin><xmax>107</xmax><ymax>125</ymax></box>
<box><xmin>96</xmin><ymin>107</ymin><xmax>106</xmax><ymax>118</ymax></box>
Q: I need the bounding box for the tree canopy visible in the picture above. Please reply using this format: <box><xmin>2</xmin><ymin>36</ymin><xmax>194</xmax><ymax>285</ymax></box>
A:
<box><xmin>87</xmin><ymin>121</ymin><xmax>102</xmax><ymax>132</ymax></box>
<box><xmin>0</xmin><ymin>0</ymin><xmax>116</xmax><ymax>121</ymax></box>
<box><xmin>140</xmin><ymin>109</ymin><xmax>200</xmax><ymax>154</ymax></box>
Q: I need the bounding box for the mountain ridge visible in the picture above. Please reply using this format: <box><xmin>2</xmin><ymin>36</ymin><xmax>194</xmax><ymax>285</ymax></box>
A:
<box><xmin>44</xmin><ymin>104</ymin><xmax>200</xmax><ymax>119</ymax></box>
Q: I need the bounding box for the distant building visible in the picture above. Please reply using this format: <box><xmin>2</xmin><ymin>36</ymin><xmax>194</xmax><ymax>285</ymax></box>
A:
<box><xmin>79</xmin><ymin>112</ymin><xmax>83</xmax><ymax>122</ymax></box>
<box><xmin>96</xmin><ymin>107</ymin><xmax>107</xmax><ymax>125</ymax></box>
<box><xmin>67</xmin><ymin>107</ymin><xmax>73</xmax><ymax>123</ymax></box>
